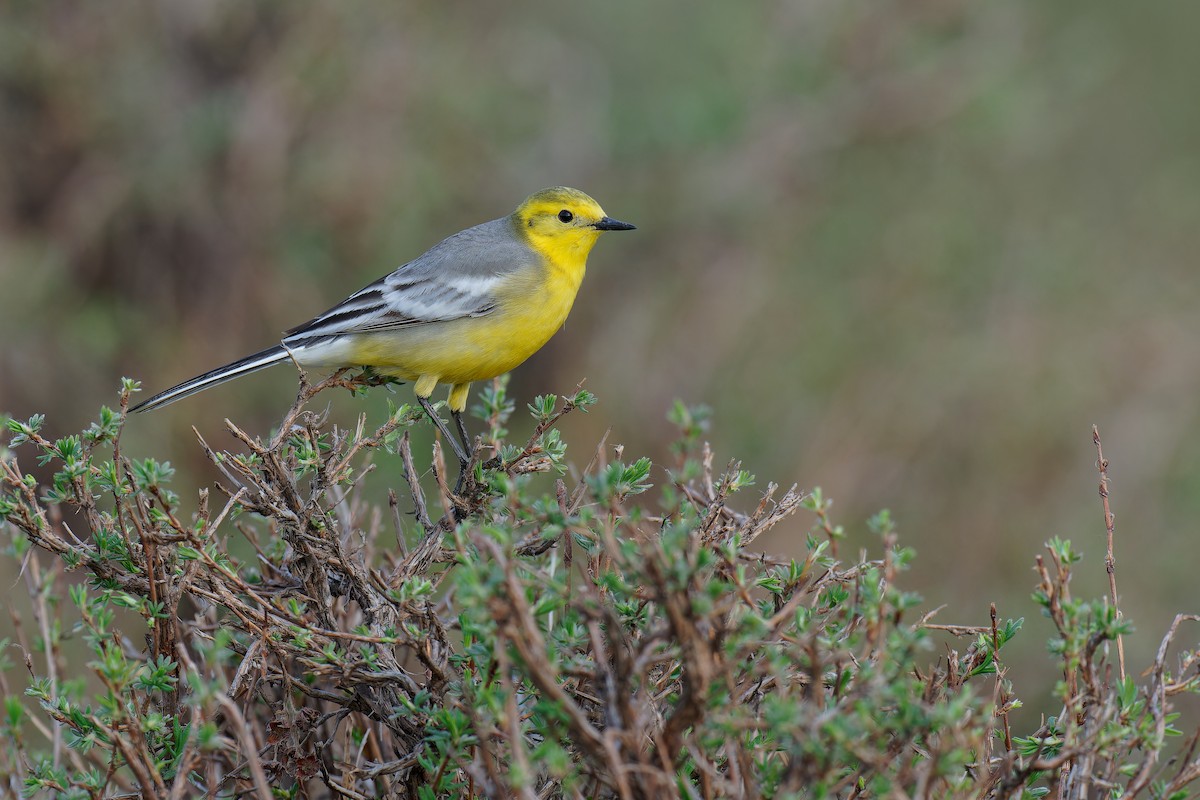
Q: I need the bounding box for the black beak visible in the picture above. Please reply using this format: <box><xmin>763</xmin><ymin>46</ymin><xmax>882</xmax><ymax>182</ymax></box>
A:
<box><xmin>593</xmin><ymin>216</ymin><xmax>637</xmax><ymax>231</ymax></box>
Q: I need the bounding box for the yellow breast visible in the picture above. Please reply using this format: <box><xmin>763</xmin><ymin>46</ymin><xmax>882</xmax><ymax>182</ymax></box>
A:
<box><xmin>340</xmin><ymin>255</ymin><xmax>586</xmax><ymax>387</ymax></box>
<box><xmin>452</xmin><ymin>255</ymin><xmax>585</xmax><ymax>381</ymax></box>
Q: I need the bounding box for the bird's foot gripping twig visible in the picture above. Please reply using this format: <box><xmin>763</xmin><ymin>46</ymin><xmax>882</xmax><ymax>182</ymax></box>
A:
<box><xmin>452</xmin><ymin>411</ymin><xmax>473</xmax><ymax>460</ymax></box>
<box><xmin>450</xmin><ymin>410</ymin><xmax>483</xmax><ymax>496</ymax></box>
<box><xmin>416</xmin><ymin>396</ymin><xmax>471</xmax><ymax>468</ymax></box>
<box><xmin>415</xmin><ymin>398</ymin><xmax>489</xmax><ymax>503</ymax></box>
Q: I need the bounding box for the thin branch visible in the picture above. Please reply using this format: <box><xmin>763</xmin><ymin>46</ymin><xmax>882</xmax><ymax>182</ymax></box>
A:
<box><xmin>1093</xmin><ymin>425</ymin><xmax>1126</xmax><ymax>682</ymax></box>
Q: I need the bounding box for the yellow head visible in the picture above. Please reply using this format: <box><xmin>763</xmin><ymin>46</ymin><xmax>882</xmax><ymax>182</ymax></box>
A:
<box><xmin>512</xmin><ymin>186</ymin><xmax>636</xmax><ymax>262</ymax></box>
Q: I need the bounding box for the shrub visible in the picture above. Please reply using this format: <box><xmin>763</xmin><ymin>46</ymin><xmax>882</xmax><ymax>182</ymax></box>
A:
<box><xmin>0</xmin><ymin>373</ymin><xmax>1197</xmax><ymax>798</ymax></box>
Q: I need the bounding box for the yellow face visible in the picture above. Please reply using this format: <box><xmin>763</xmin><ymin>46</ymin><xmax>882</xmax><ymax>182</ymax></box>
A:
<box><xmin>514</xmin><ymin>187</ymin><xmax>635</xmax><ymax>260</ymax></box>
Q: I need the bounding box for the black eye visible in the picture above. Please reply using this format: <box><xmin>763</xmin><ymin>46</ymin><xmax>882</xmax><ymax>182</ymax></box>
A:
<box><xmin>557</xmin><ymin>209</ymin><xmax>574</xmax><ymax>223</ymax></box>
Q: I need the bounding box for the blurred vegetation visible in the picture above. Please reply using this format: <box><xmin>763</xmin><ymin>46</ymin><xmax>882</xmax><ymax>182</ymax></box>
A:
<box><xmin>3</xmin><ymin>1</ymin><xmax>1200</xmax><ymax>727</ymax></box>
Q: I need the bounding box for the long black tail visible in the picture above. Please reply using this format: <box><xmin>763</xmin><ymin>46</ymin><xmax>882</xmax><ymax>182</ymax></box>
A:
<box><xmin>130</xmin><ymin>345</ymin><xmax>290</xmax><ymax>412</ymax></box>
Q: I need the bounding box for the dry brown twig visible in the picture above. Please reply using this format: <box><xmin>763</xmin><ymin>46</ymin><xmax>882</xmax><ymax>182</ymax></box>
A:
<box><xmin>1093</xmin><ymin>424</ymin><xmax>1126</xmax><ymax>682</ymax></box>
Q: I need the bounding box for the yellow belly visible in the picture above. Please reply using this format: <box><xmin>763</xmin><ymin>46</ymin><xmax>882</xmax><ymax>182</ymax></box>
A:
<box><xmin>336</xmin><ymin>263</ymin><xmax>582</xmax><ymax>387</ymax></box>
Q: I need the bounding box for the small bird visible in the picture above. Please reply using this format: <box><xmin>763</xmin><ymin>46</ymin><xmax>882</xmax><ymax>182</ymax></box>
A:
<box><xmin>131</xmin><ymin>186</ymin><xmax>635</xmax><ymax>464</ymax></box>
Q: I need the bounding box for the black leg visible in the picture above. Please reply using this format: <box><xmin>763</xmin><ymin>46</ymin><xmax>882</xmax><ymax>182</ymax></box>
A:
<box><xmin>452</xmin><ymin>411</ymin><xmax>473</xmax><ymax>460</ymax></box>
<box><xmin>416</xmin><ymin>396</ymin><xmax>470</xmax><ymax>467</ymax></box>
<box><xmin>451</xmin><ymin>411</ymin><xmax>478</xmax><ymax>495</ymax></box>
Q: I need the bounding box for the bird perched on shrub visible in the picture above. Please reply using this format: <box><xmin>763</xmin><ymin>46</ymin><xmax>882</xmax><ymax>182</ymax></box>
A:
<box><xmin>132</xmin><ymin>186</ymin><xmax>636</xmax><ymax>464</ymax></box>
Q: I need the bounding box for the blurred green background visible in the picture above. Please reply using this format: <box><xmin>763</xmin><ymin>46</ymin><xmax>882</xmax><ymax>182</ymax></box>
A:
<box><xmin>3</xmin><ymin>2</ymin><xmax>1199</xmax><ymax>721</ymax></box>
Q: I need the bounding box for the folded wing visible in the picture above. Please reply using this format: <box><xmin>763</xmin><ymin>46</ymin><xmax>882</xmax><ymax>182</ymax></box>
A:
<box><xmin>283</xmin><ymin>218</ymin><xmax>530</xmax><ymax>347</ymax></box>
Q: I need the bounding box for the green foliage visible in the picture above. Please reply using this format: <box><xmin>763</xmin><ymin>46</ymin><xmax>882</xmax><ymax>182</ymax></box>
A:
<box><xmin>0</xmin><ymin>376</ymin><xmax>1199</xmax><ymax>798</ymax></box>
